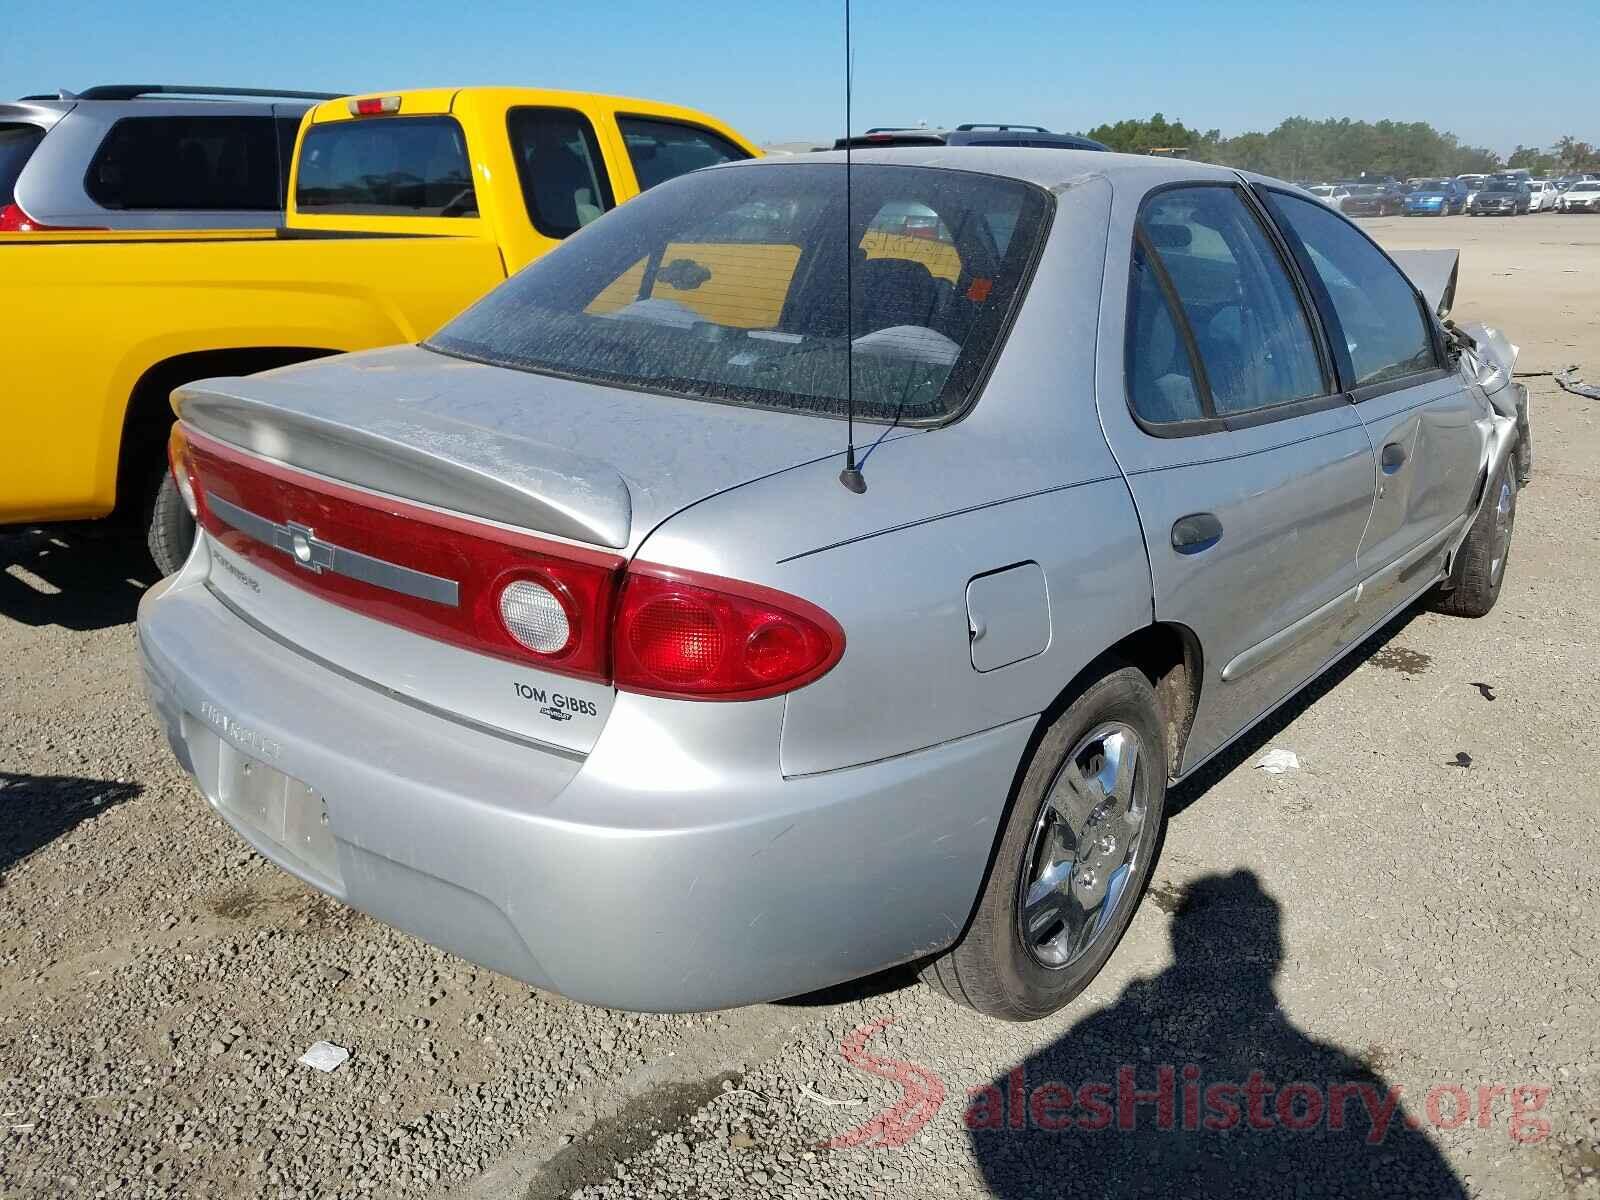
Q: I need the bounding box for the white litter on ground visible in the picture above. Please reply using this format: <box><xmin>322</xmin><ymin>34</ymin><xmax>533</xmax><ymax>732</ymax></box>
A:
<box><xmin>1255</xmin><ymin>748</ymin><xmax>1301</xmax><ymax>774</ymax></box>
<box><xmin>298</xmin><ymin>1041</ymin><xmax>350</xmax><ymax>1073</ymax></box>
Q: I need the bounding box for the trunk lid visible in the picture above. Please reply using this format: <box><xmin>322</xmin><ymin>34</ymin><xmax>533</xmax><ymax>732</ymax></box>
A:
<box><xmin>177</xmin><ymin>344</ymin><xmax>851</xmax><ymax>553</ymax></box>
<box><xmin>176</xmin><ymin>344</ymin><xmax>850</xmax><ymax>753</ymax></box>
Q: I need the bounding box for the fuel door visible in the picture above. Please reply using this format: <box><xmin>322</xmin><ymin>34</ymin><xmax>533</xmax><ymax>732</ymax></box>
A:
<box><xmin>966</xmin><ymin>562</ymin><xmax>1051</xmax><ymax>673</ymax></box>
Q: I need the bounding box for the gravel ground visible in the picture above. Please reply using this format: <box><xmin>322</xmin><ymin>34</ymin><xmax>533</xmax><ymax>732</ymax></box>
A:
<box><xmin>2</xmin><ymin>216</ymin><xmax>1597</xmax><ymax>1199</ymax></box>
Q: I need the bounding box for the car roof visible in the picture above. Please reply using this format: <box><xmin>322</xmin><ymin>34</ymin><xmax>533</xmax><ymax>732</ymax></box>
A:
<box><xmin>719</xmin><ymin>145</ymin><xmax>1240</xmax><ymax>191</ymax></box>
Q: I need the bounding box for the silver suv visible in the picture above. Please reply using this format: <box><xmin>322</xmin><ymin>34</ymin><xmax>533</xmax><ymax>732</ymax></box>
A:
<box><xmin>0</xmin><ymin>85</ymin><xmax>339</xmax><ymax>231</ymax></box>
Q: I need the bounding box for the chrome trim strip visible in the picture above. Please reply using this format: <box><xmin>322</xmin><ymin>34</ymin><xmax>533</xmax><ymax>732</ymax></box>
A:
<box><xmin>204</xmin><ymin>583</ymin><xmax>588</xmax><ymax>764</ymax></box>
<box><xmin>207</xmin><ymin>493</ymin><xmax>459</xmax><ymax>607</ymax></box>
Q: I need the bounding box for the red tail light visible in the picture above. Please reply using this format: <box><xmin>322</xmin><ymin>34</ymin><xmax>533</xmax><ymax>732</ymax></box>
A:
<box><xmin>182</xmin><ymin>429</ymin><xmax>844</xmax><ymax>699</ymax></box>
<box><xmin>348</xmin><ymin>96</ymin><xmax>402</xmax><ymax>116</ymax></box>
<box><xmin>184</xmin><ymin>428</ymin><xmax>621</xmax><ymax>681</ymax></box>
<box><xmin>614</xmin><ymin>566</ymin><xmax>844</xmax><ymax>701</ymax></box>
<box><xmin>0</xmin><ymin>202</ymin><xmax>104</xmax><ymax>233</ymax></box>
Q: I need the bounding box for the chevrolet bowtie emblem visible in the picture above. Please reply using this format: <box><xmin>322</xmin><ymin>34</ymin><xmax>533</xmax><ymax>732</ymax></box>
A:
<box><xmin>284</xmin><ymin>521</ymin><xmax>333</xmax><ymax>573</ymax></box>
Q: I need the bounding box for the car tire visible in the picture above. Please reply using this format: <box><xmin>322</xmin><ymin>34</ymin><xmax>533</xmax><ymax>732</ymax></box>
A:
<box><xmin>919</xmin><ymin>665</ymin><xmax>1168</xmax><ymax>1020</ymax></box>
<box><xmin>145</xmin><ymin>468</ymin><xmax>197</xmax><ymax>578</ymax></box>
<box><xmin>1433</xmin><ymin>458</ymin><xmax>1517</xmax><ymax>619</ymax></box>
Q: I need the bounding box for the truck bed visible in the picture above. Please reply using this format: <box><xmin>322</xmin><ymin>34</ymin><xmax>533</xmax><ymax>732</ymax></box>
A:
<box><xmin>1</xmin><ymin>230</ymin><xmax>504</xmax><ymax>522</ymax></box>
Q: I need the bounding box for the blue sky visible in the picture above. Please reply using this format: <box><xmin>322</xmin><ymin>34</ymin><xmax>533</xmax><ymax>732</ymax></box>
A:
<box><xmin>5</xmin><ymin>0</ymin><xmax>1593</xmax><ymax>154</ymax></box>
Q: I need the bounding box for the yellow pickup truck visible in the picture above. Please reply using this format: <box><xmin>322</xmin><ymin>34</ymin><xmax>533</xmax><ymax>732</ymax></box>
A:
<box><xmin>1</xmin><ymin>86</ymin><xmax>756</xmax><ymax>571</ymax></box>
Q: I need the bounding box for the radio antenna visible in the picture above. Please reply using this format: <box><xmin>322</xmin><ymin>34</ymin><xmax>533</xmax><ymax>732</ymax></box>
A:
<box><xmin>837</xmin><ymin>0</ymin><xmax>866</xmax><ymax>494</ymax></box>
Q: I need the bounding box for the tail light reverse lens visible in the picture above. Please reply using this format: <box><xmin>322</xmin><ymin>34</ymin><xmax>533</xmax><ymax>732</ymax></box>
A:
<box><xmin>614</xmin><ymin>566</ymin><xmax>844</xmax><ymax>700</ymax></box>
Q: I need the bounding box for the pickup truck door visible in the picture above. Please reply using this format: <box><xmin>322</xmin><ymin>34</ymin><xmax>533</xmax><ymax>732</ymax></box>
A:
<box><xmin>1259</xmin><ymin>189</ymin><xmax>1484</xmax><ymax>628</ymax></box>
<box><xmin>1096</xmin><ymin>182</ymin><xmax>1376</xmax><ymax>773</ymax></box>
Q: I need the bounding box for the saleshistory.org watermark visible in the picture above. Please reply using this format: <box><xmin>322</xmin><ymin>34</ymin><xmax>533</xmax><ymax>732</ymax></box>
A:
<box><xmin>824</xmin><ymin>1021</ymin><xmax>1554</xmax><ymax>1150</ymax></box>
<box><xmin>961</xmin><ymin>1065</ymin><xmax>1553</xmax><ymax>1145</ymax></box>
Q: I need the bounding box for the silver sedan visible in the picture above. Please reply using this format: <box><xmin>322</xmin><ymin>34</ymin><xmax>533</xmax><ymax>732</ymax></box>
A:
<box><xmin>139</xmin><ymin>149</ymin><xmax>1522</xmax><ymax>1018</ymax></box>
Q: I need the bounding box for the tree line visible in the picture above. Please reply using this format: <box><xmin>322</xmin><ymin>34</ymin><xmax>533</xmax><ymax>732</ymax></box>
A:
<box><xmin>1079</xmin><ymin>114</ymin><xmax>1599</xmax><ymax>180</ymax></box>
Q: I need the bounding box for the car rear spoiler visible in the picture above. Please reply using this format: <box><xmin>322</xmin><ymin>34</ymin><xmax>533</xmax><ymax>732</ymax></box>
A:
<box><xmin>1389</xmin><ymin>248</ymin><xmax>1458</xmax><ymax>319</ymax></box>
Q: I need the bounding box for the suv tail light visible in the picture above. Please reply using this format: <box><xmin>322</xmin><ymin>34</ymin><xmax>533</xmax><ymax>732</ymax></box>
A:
<box><xmin>0</xmin><ymin>202</ymin><xmax>104</xmax><ymax>233</ymax></box>
<box><xmin>183</xmin><ymin>428</ymin><xmax>844</xmax><ymax>700</ymax></box>
<box><xmin>614</xmin><ymin>566</ymin><xmax>845</xmax><ymax>701</ymax></box>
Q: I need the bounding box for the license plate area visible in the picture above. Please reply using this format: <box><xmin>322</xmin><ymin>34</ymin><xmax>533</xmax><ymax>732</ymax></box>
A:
<box><xmin>183</xmin><ymin>714</ymin><xmax>343</xmax><ymax>889</ymax></box>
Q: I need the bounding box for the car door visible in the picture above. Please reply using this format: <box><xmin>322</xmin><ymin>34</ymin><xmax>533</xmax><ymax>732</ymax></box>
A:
<box><xmin>1259</xmin><ymin>187</ymin><xmax>1484</xmax><ymax>631</ymax></box>
<box><xmin>1096</xmin><ymin>180</ymin><xmax>1376</xmax><ymax>772</ymax></box>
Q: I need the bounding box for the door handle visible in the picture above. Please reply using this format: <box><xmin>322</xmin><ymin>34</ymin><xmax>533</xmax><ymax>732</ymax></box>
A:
<box><xmin>1171</xmin><ymin>512</ymin><xmax>1223</xmax><ymax>555</ymax></box>
<box><xmin>1381</xmin><ymin>441</ymin><xmax>1409</xmax><ymax>473</ymax></box>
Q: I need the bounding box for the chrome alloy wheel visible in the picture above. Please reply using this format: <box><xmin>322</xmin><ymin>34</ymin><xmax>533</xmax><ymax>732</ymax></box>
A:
<box><xmin>1490</xmin><ymin>477</ymin><xmax>1514</xmax><ymax>583</ymax></box>
<box><xmin>1018</xmin><ymin>721</ymin><xmax>1151</xmax><ymax>969</ymax></box>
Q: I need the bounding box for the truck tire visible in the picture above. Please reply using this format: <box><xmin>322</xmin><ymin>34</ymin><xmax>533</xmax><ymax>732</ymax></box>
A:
<box><xmin>1434</xmin><ymin>458</ymin><xmax>1516</xmax><ymax>619</ymax></box>
<box><xmin>919</xmin><ymin>665</ymin><xmax>1167</xmax><ymax>1020</ymax></box>
<box><xmin>145</xmin><ymin>469</ymin><xmax>196</xmax><ymax>577</ymax></box>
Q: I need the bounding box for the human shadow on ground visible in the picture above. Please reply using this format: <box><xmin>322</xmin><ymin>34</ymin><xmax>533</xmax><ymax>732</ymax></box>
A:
<box><xmin>969</xmin><ymin>870</ymin><xmax>1467</xmax><ymax>1198</ymax></box>
<box><xmin>0</xmin><ymin>771</ymin><xmax>143</xmax><ymax>884</ymax></box>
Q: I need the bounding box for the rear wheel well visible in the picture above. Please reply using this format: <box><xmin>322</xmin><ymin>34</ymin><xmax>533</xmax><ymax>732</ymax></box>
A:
<box><xmin>1041</xmin><ymin>624</ymin><xmax>1203</xmax><ymax>779</ymax></box>
<box><xmin>115</xmin><ymin>347</ymin><xmax>339</xmax><ymax>516</ymax></box>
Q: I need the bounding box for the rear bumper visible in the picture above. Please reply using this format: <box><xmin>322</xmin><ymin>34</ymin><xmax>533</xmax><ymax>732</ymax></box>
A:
<box><xmin>137</xmin><ymin>567</ymin><xmax>1029</xmax><ymax>1011</ymax></box>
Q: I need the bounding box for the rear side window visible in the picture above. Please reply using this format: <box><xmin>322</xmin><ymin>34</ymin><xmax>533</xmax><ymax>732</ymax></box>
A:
<box><xmin>429</xmin><ymin>163</ymin><xmax>1050</xmax><ymax>424</ymax></box>
<box><xmin>86</xmin><ymin>116</ymin><xmax>283</xmax><ymax>211</ymax></box>
<box><xmin>0</xmin><ymin>124</ymin><xmax>44</xmax><ymax>207</ymax></box>
<box><xmin>617</xmin><ymin>117</ymin><xmax>749</xmax><ymax>192</ymax></box>
<box><xmin>1126</xmin><ymin>239</ymin><xmax>1205</xmax><ymax>423</ymax></box>
<box><xmin>507</xmin><ymin>107</ymin><xmax>615</xmax><ymax>239</ymax></box>
<box><xmin>296</xmin><ymin>117</ymin><xmax>477</xmax><ymax>217</ymax></box>
<box><xmin>1263</xmin><ymin>191</ymin><xmax>1438</xmax><ymax>388</ymax></box>
<box><xmin>1135</xmin><ymin>186</ymin><xmax>1327</xmax><ymax>418</ymax></box>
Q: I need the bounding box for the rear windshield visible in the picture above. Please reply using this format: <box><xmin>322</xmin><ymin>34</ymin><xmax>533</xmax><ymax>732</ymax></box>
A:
<box><xmin>85</xmin><ymin>116</ymin><xmax>291</xmax><ymax>210</ymax></box>
<box><xmin>295</xmin><ymin>116</ymin><xmax>476</xmax><ymax>217</ymax></box>
<box><xmin>428</xmin><ymin>162</ymin><xmax>1050</xmax><ymax>423</ymax></box>
<box><xmin>0</xmin><ymin>124</ymin><xmax>44</xmax><ymax>207</ymax></box>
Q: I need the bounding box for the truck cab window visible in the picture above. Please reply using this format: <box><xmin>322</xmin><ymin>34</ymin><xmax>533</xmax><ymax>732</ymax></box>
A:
<box><xmin>617</xmin><ymin>117</ymin><xmax>750</xmax><ymax>192</ymax></box>
<box><xmin>506</xmin><ymin>108</ymin><xmax>614</xmax><ymax>239</ymax></box>
<box><xmin>295</xmin><ymin>117</ymin><xmax>477</xmax><ymax>217</ymax></box>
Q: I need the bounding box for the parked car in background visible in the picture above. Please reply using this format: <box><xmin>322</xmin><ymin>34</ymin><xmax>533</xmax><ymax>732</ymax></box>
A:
<box><xmin>140</xmin><ymin>148</ymin><xmax>1522</xmax><ymax>1020</ymax></box>
<box><xmin>1338</xmin><ymin>183</ymin><xmax>1397</xmax><ymax>217</ymax></box>
<box><xmin>834</xmin><ymin>122</ymin><xmax>1108</xmax><ymax>151</ymax></box>
<box><xmin>1560</xmin><ymin>180</ymin><xmax>1600</xmax><ymax>212</ymax></box>
<box><xmin>0</xmin><ymin>85</ymin><xmax>335</xmax><ymax>232</ymax></box>
<box><xmin>1</xmin><ymin>86</ymin><xmax>757</xmax><ymax>572</ymax></box>
<box><xmin>1526</xmin><ymin>180</ymin><xmax>1558</xmax><ymax>212</ymax></box>
<box><xmin>1469</xmin><ymin>179</ymin><xmax>1531</xmax><ymax>216</ymax></box>
<box><xmin>1456</xmin><ymin>174</ymin><xmax>1487</xmax><ymax>206</ymax></box>
<box><xmin>1308</xmin><ymin>183</ymin><xmax>1351</xmax><ymax>210</ymax></box>
<box><xmin>1403</xmin><ymin>178</ymin><xmax>1465</xmax><ymax>216</ymax></box>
